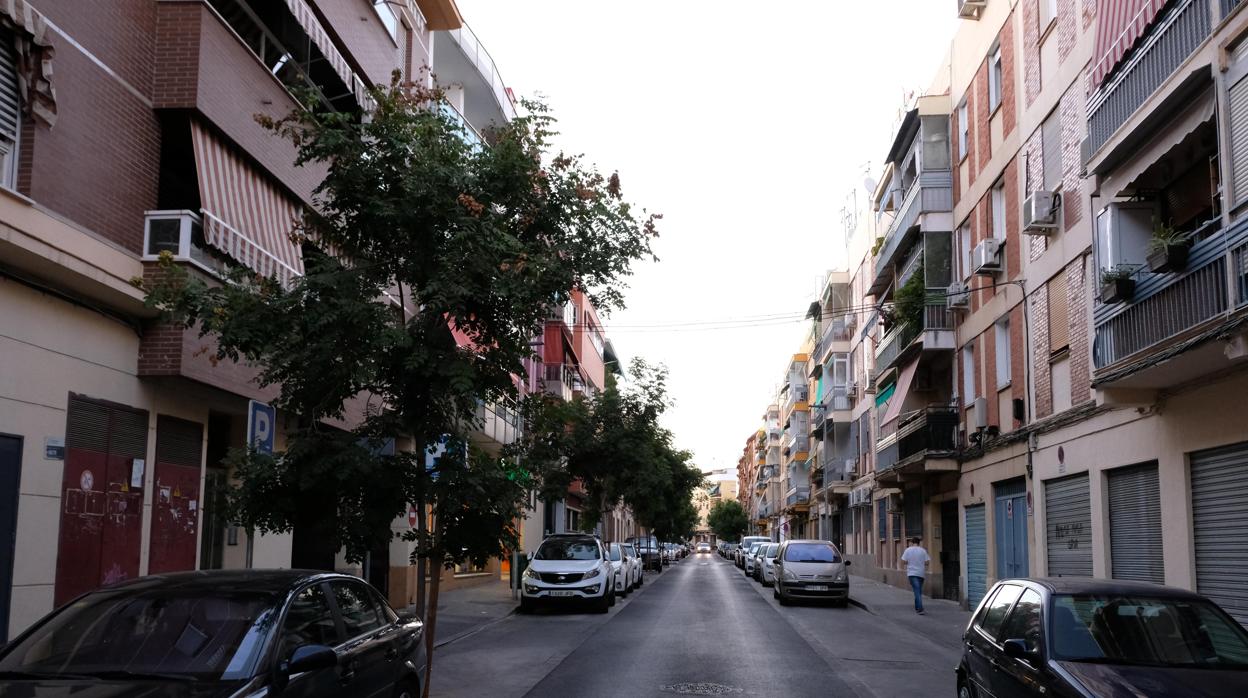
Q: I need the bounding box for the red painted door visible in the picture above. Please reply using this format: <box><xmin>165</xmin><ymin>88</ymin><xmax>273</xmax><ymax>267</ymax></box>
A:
<box><xmin>149</xmin><ymin>416</ymin><xmax>203</xmax><ymax>574</ymax></box>
<box><xmin>55</xmin><ymin>396</ymin><xmax>148</xmax><ymax>606</ymax></box>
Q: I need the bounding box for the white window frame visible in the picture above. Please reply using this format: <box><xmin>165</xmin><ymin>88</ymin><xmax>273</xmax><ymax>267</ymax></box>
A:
<box><xmin>962</xmin><ymin>345</ymin><xmax>977</xmax><ymax>401</ymax></box>
<box><xmin>959</xmin><ymin>222</ymin><xmax>972</xmax><ymax>280</ymax></box>
<box><xmin>372</xmin><ymin>1</ymin><xmax>400</xmax><ymax>43</ymax></box>
<box><xmin>988</xmin><ymin>44</ymin><xmax>1003</xmax><ymax>112</ymax></box>
<box><xmin>995</xmin><ymin>319</ymin><xmax>1011</xmax><ymax>389</ymax></box>
<box><xmin>141</xmin><ymin>210</ymin><xmax>226</xmax><ymax>278</ymax></box>
<box><xmin>991</xmin><ymin>181</ymin><xmax>1006</xmax><ymax>241</ymax></box>
<box><xmin>1040</xmin><ymin>0</ymin><xmax>1058</xmax><ymax>30</ymax></box>
<box><xmin>957</xmin><ymin>100</ymin><xmax>969</xmax><ymax>161</ymax></box>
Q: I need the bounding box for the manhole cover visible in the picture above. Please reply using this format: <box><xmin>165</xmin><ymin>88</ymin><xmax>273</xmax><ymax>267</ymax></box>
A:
<box><xmin>660</xmin><ymin>682</ymin><xmax>743</xmax><ymax>695</ymax></box>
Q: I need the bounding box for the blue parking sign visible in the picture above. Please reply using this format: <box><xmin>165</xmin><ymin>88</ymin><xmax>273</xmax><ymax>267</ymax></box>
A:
<box><xmin>247</xmin><ymin>400</ymin><xmax>276</xmax><ymax>454</ymax></box>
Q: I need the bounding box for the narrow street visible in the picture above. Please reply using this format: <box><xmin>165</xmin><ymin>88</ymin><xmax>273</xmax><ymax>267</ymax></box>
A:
<box><xmin>432</xmin><ymin>555</ymin><xmax>963</xmax><ymax>697</ymax></box>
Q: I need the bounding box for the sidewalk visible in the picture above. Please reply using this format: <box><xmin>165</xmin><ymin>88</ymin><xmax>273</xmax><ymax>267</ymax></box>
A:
<box><xmin>849</xmin><ymin>574</ymin><xmax>971</xmax><ymax>653</ymax></box>
<box><xmin>405</xmin><ymin>578</ymin><xmax>517</xmax><ymax>648</ymax></box>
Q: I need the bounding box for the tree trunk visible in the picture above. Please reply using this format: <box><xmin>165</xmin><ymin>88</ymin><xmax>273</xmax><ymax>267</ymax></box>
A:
<box><xmin>421</xmin><ymin>546</ymin><xmax>442</xmax><ymax>698</ymax></box>
<box><xmin>414</xmin><ymin>493</ymin><xmax>427</xmax><ymax>617</ymax></box>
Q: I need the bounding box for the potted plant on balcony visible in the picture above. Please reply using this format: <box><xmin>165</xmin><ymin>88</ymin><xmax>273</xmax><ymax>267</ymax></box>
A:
<box><xmin>1099</xmin><ymin>265</ymin><xmax>1137</xmax><ymax>304</ymax></box>
<box><xmin>1145</xmin><ymin>220</ymin><xmax>1191</xmax><ymax>273</ymax></box>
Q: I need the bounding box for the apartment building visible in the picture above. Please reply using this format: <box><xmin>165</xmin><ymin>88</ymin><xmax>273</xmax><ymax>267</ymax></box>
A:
<box><xmin>807</xmin><ymin>272</ymin><xmax>856</xmax><ymax>546</ymax></box>
<box><xmin>0</xmin><ymin>0</ymin><xmax>519</xmax><ymax>640</ymax></box>
<box><xmin>778</xmin><ymin>352</ymin><xmax>813</xmax><ymax>539</ymax></box>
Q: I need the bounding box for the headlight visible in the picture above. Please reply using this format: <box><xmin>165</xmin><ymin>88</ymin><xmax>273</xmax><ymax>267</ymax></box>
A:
<box><xmin>783</xmin><ymin>568</ymin><xmax>798</xmax><ymax>581</ymax></box>
<box><xmin>836</xmin><ymin>571</ymin><xmax>848</xmax><ymax>582</ymax></box>
<box><xmin>522</xmin><ymin>567</ymin><xmax>539</xmax><ymax>580</ymax></box>
<box><xmin>584</xmin><ymin>585</ymin><xmax>600</xmax><ymax>594</ymax></box>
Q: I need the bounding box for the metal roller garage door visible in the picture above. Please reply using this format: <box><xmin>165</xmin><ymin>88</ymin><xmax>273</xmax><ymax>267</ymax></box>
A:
<box><xmin>1108</xmin><ymin>463</ymin><xmax>1163</xmax><ymax>585</ymax></box>
<box><xmin>1045</xmin><ymin>473</ymin><xmax>1092</xmax><ymax>577</ymax></box>
<box><xmin>965</xmin><ymin>504</ymin><xmax>987</xmax><ymax>609</ymax></box>
<box><xmin>1191</xmin><ymin>442</ymin><xmax>1248</xmax><ymax>627</ymax></box>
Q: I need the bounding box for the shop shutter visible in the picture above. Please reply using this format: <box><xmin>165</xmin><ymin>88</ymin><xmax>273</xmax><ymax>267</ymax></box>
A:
<box><xmin>1044</xmin><ymin>473</ymin><xmax>1092</xmax><ymax>577</ymax></box>
<box><xmin>1108</xmin><ymin>463</ymin><xmax>1163</xmax><ymax>584</ymax></box>
<box><xmin>1191</xmin><ymin>442</ymin><xmax>1248</xmax><ymax>627</ymax></box>
<box><xmin>965</xmin><ymin>504</ymin><xmax>988</xmax><ymax>609</ymax></box>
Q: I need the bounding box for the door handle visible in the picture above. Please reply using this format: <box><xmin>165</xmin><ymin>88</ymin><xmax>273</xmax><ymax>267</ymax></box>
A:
<box><xmin>385</xmin><ymin>646</ymin><xmax>400</xmax><ymax>661</ymax></box>
<box><xmin>339</xmin><ymin>661</ymin><xmax>357</xmax><ymax>683</ymax></box>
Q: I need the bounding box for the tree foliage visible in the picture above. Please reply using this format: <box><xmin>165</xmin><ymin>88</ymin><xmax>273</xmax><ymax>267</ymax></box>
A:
<box><xmin>707</xmin><ymin>499</ymin><xmax>749</xmax><ymax>543</ymax></box>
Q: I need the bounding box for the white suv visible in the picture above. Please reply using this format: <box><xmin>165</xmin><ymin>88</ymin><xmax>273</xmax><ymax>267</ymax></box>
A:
<box><xmin>519</xmin><ymin>534</ymin><xmax>615</xmax><ymax>613</ymax></box>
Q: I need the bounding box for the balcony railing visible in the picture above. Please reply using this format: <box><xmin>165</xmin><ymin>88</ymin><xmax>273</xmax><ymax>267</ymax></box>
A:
<box><xmin>782</xmin><ymin>385</ymin><xmax>809</xmax><ymax>413</ymax></box>
<box><xmin>1086</xmin><ymin>0</ymin><xmax>1211</xmax><ymax>157</ymax></box>
<box><xmin>785</xmin><ymin>486</ymin><xmax>811</xmax><ymax>508</ymax></box>
<box><xmin>1094</xmin><ymin>221</ymin><xmax>1248</xmax><ymax>369</ymax></box>
<box><xmin>542</xmin><ymin>362</ymin><xmax>578</xmax><ymax>401</ymax></box>
<box><xmin>473</xmin><ymin>398</ymin><xmax>522</xmax><ymax>447</ymax></box>
<box><xmin>875</xmin><ymin>303</ymin><xmax>955</xmax><ymax>373</ymax></box>
<box><xmin>781</xmin><ymin>433</ymin><xmax>809</xmax><ymax>456</ymax></box>
<box><xmin>876</xmin><ymin>406</ymin><xmax>959</xmax><ymax>472</ymax></box>
<box><xmin>439</xmin><ymin>100</ymin><xmax>485</xmax><ymax>150</ymax></box>
<box><xmin>872</xmin><ymin>170</ymin><xmax>953</xmax><ymax>288</ymax></box>
<box><xmin>815</xmin><ymin>316</ymin><xmax>852</xmax><ymax>360</ymax></box>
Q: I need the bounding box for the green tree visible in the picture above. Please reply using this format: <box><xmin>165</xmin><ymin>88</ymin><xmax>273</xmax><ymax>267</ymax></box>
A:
<box><xmin>143</xmin><ymin>77</ymin><xmax>657</xmax><ymax>696</ymax></box>
<box><xmin>707</xmin><ymin>499</ymin><xmax>749</xmax><ymax>543</ymax></box>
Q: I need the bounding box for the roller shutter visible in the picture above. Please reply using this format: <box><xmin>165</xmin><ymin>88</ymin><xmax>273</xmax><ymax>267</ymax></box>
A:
<box><xmin>1108</xmin><ymin>463</ymin><xmax>1163</xmax><ymax>584</ymax></box>
<box><xmin>1045</xmin><ymin>473</ymin><xmax>1092</xmax><ymax>577</ymax></box>
<box><xmin>966</xmin><ymin>504</ymin><xmax>988</xmax><ymax>609</ymax></box>
<box><xmin>1191</xmin><ymin>442</ymin><xmax>1248</xmax><ymax>627</ymax></box>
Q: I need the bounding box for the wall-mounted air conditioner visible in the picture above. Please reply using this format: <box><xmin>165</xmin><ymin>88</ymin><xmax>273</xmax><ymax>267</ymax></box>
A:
<box><xmin>846</xmin><ymin>382</ymin><xmax>858</xmax><ymax>399</ymax></box>
<box><xmin>947</xmin><ymin>281</ymin><xmax>970</xmax><ymax>310</ymax></box>
<box><xmin>972</xmin><ymin>396</ymin><xmax>989</xmax><ymax>430</ymax></box>
<box><xmin>958</xmin><ymin>0</ymin><xmax>986</xmax><ymax>19</ymax></box>
<box><xmin>1022</xmin><ymin>191</ymin><xmax>1059</xmax><ymax>235</ymax></box>
<box><xmin>972</xmin><ymin>239</ymin><xmax>1003</xmax><ymax>276</ymax></box>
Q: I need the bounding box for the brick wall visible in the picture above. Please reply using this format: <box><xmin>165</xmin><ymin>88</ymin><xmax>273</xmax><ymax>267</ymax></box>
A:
<box><xmin>1083</xmin><ymin>0</ymin><xmax>1096</xmax><ymax>31</ymax></box>
<box><xmin>952</xmin><ymin>105</ymin><xmax>962</xmax><ymax>205</ymax></box>
<box><xmin>1004</xmin><ymin>157</ymin><xmax>1020</xmax><ymax>278</ymax></box>
<box><xmin>1010</xmin><ymin>304</ymin><xmax>1026</xmax><ymax>427</ymax></box>
<box><xmin>1066</xmin><ymin>255</ymin><xmax>1091</xmax><ymax>403</ymax></box>
<box><xmin>311</xmin><ymin>0</ymin><xmax>408</xmax><ymax>88</ymax></box>
<box><xmin>1025</xmin><ymin>129</ymin><xmax>1047</xmax><ymax>261</ymax></box>
<box><xmin>36</xmin><ymin>0</ymin><xmax>157</xmax><ymax>101</ymax></box>
<box><xmin>1023</xmin><ymin>0</ymin><xmax>1042</xmax><ymax>107</ymax></box>
<box><xmin>1001</xmin><ymin>10</ymin><xmax>1017</xmax><ymax>139</ymax></box>
<box><xmin>153</xmin><ymin>3</ymin><xmax>202</xmax><ymax>108</ymax></box>
<box><xmin>1059</xmin><ymin>83</ymin><xmax>1085</xmax><ymax>229</ymax></box>
<box><xmin>1058</xmin><ymin>0</ymin><xmax>1078</xmax><ymax>63</ymax></box>
<box><xmin>975</xmin><ymin>64</ymin><xmax>991</xmax><ymax>180</ymax></box>
<box><xmin>1032</xmin><ymin>284</ymin><xmax>1053</xmax><ymax>418</ymax></box>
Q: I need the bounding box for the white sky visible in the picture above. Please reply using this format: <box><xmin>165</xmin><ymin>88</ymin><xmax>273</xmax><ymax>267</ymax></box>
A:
<box><xmin>456</xmin><ymin>1</ymin><xmax>956</xmax><ymax>473</ymax></box>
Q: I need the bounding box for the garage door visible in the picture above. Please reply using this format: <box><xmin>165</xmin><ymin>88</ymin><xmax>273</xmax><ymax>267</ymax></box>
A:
<box><xmin>1045</xmin><ymin>473</ymin><xmax>1092</xmax><ymax>577</ymax></box>
<box><xmin>1191</xmin><ymin>442</ymin><xmax>1248</xmax><ymax>627</ymax></box>
<box><xmin>965</xmin><ymin>504</ymin><xmax>987</xmax><ymax>609</ymax></box>
<box><xmin>1108</xmin><ymin>463</ymin><xmax>1163</xmax><ymax>585</ymax></box>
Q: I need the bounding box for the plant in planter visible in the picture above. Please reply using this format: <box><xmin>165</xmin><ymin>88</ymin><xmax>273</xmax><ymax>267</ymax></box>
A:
<box><xmin>1145</xmin><ymin>220</ymin><xmax>1190</xmax><ymax>273</ymax></box>
<box><xmin>1100</xmin><ymin>265</ymin><xmax>1137</xmax><ymax>304</ymax></box>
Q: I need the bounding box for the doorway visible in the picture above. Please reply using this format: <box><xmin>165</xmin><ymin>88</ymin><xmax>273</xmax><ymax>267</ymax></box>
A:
<box><xmin>0</xmin><ymin>434</ymin><xmax>21</xmax><ymax>642</ymax></box>
<box><xmin>994</xmin><ymin>478</ymin><xmax>1029</xmax><ymax>579</ymax></box>
<box><xmin>940</xmin><ymin>499</ymin><xmax>960</xmax><ymax>601</ymax></box>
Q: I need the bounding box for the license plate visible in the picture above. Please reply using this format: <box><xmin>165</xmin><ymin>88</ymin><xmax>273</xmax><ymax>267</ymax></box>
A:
<box><xmin>548</xmin><ymin>590</ymin><xmax>574</xmax><ymax>597</ymax></box>
<box><xmin>806</xmin><ymin>585</ymin><xmax>829</xmax><ymax>591</ymax></box>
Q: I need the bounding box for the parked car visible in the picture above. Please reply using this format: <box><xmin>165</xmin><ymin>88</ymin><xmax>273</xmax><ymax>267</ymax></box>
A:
<box><xmin>620</xmin><ymin>542</ymin><xmax>643</xmax><ymax>590</ymax></box>
<box><xmin>696</xmin><ymin>542</ymin><xmax>712</xmax><ymax>555</ymax></box>
<box><xmin>743</xmin><ymin>540</ymin><xmax>767</xmax><ymax>577</ymax></box>
<box><xmin>736</xmin><ymin>536</ymin><xmax>771</xmax><ymax>568</ymax></box>
<box><xmin>957</xmin><ymin>577</ymin><xmax>1248</xmax><ymax>698</ymax></box>
<box><xmin>606</xmin><ymin>542</ymin><xmax>633</xmax><ymax>597</ymax></box>
<box><xmin>757</xmin><ymin>543</ymin><xmax>781</xmax><ymax>586</ymax></box>
<box><xmin>720</xmin><ymin>541</ymin><xmax>739</xmax><ymax>559</ymax></box>
<box><xmin>626</xmin><ymin>535</ymin><xmax>663</xmax><ymax>572</ymax></box>
<box><xmin>0</xmin><ymin>569</ymin><xmax>426</xmax><ymax>697</ymax></box>
<box><xmin>520</xmin><ymin>533</ymin><xmax>615</xmax><ymax>613</ymax></box>
<box><xmin>772</xmin><ymin>539</ymin><xmax>850</xmax><ymax>607</ymax></box>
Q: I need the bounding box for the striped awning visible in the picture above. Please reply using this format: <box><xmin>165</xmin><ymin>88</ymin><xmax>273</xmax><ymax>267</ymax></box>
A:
<box><xmin>1091</xmin><ymin>0</ymin><xmax>1169</xmax><ymax>89</ymax></box>
<box><xmin>191</xmin><ymin>121</ymin><xmax>304</xmax><ymax>285</ymax></box>
<box><xmin>284</xmin><ymin>0</ymin><xmax>373</xmax><ymax>109</ymax></box>
<box><xmin>0</xmin><ymin>0</ymin><xmax>56</xmax><ymax>126</ymax></box>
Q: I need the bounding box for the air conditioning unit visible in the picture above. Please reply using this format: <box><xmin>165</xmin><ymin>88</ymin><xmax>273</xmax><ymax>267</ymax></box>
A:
<box><xmin>947</xmin><ymin>281</ymin><xmax>970</xmax><ymax>310</ymax></box>
<box><xmin>972</xmin><ymin>239</ymin><xmax>1003</xmax><ymax>276</ymax></box>
<box><xmin>958</xmin><ymin>0</ymin><xmax>986</xmax><ymax>19</ymax></box>
<box><xmin>1022</xmin><ymin>191</ymin><xmax>1059</xmax><ymax>235</ymax></box>
<box><xmin>847</xmin><ymin>382</ymin><xmax>858</xmax><ymax>399</ymax></box>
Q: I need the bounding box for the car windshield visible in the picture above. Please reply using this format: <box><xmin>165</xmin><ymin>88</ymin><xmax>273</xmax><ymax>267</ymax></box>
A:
<box><xmin>608</xmin><ymin>545</ymin><xmax>622</xmax><ymax>561</ymax></box>
<box><xmin>0</xmin><ymin>588</ymin><xmax>276</xmax><ymax>681</ymax></box>
<box><xmin>535</xmin><ymin>539</ymin><xmax>601</xmax><ymax>561</ymax></box>
<box><xmin>783</xmin><ymin>543</ymin><xmax>841</xmax><ymax>563</ymax></box>
<box><xmin>764</xmin><ymin>544</ymin><xmax>779</xmax><ymax>557</ymax></box>
<box><xmin>1051</xmin><ymin>594</ymin><xmax>1248</xmax><ymax>669</ymax></box>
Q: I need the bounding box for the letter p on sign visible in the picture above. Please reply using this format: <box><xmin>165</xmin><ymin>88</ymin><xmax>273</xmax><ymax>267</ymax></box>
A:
<box><xmin>248</xmin><ymin>400</ymin><xmax>276</xmax><ymax>454</ymax></box>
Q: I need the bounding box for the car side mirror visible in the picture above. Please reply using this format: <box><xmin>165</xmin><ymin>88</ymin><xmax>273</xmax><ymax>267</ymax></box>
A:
<box><xmin>397</xmin><ymin>608</ymin><xmax>422</xmax><ymax>625</ymax></box>
<box><xmin>1002</xmin><ymin>639</ymin><xmax>1036</xmax><ymax>662</ymax></box>
<box><xmin>845</xmin><ymin>560</ymin><xmax>852</xmax><ymax>566</ymax></box>
<box><xmin>285</xmin><ymin>644</ymin><xmax>337</xmax><ymax>676</ymax></box>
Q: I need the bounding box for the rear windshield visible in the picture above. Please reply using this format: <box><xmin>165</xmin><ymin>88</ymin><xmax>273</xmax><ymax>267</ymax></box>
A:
<box><xmin>535</xmin><ymin>539</ymin><xmax>601</xmax><ymax>561</ymax></box>
<box><xmin>783</xmin><ymin>543</ymin><xmax>841</xmax><ymax>563</ymax></box>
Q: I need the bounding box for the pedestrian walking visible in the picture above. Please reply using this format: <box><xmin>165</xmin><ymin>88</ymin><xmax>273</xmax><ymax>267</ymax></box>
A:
<box><xmin>899</xmin><ymin>536</ymin><xmax>931</xmax><ymax>615</ymax></box>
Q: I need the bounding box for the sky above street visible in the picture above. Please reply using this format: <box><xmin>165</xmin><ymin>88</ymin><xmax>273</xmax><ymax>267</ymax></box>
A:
<box><xmin>456</xmin><ymin>1</ymin><xmax>956</xmax><ymax>473</ymax></box>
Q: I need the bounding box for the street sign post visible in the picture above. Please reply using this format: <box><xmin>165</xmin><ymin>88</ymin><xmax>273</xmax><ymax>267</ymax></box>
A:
<box><xmin>247</xmin><ymin>400</ymin><xmax>275</xmax><ymax>454</ymax></box>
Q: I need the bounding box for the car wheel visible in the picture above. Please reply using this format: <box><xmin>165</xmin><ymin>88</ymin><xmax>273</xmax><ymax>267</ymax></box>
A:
<box><xmin>518</xmin><ymin>597</ymin><xmax>535</xmax><ymax>614</ymax></box>
<box><xmin>958</xmin><ymin>677</ymin><xmax>975</xmax><ymax>698</ymax></box>
<box><xmin>773</xmin><ymin>586</ymin><xmax>780</xmax><ymax>600</ymax></box>
<box><xmin>608</xmin><ymin>587</ymin><xmax>617</xmax><ymax>607</ymax></box>
<box><xmin>595</xmin><ymin>592</ymin><xmax>611</xmax><ymax>614</ymax></box>
<box><xmin>394</xmin><ymin>677</ymin><xmax>420</xmax><ymax>698</ymax></box>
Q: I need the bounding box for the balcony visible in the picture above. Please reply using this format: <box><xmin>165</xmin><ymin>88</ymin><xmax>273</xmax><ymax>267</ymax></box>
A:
<box><xmin>875</xmin><ymin>304</ymin><xmax>955</xmax><ymax>374</ymax></box>
<box><xmin>815</xmin><ymin>316</ymin><xmax>853</xmax><ymax>361</ymax></box>
<box><xmin>870</xmin><ymin>170</ymin><xmax>953</xmax><ymax>295</ymax></box>
<box><xmin>1093</xmin><ymin>220</ymin><xmax>1248</xmax><ymax>387</ymax></box>
<box><xmin>785</xmin><ymin>486</ymin><xmax>811</xmax><ymax>509</ymax></box>
<box><xmin>471</xmin><ymin>398</ymin><xmax>522</xmax><ymax>453</ymax></box>
<box><xmin>876</xmin><ymin>406</ymin><xmax>959</xmax><ymax>475</ymax></box>
<box><xmin>542</xmin><ymin>363</ymin><xmax>579</xmax><ymax>401</ymax></box>
<box><xmin>439</xmin><ymin>100</ymin><xmax>485</xmax><ymax>150</ymax></box>
<box><xmin>757</xmin><ymin>500</ymin><xmax>772</xmax><ymax>519</ymax></box>
<box><xmin>781</xmin><ymin>431</ymin><xmax>809</xmax><ymax>457</ymax></box>
<box><xmin>1086</xmin><ymin>0</ymin><xmax>1212</xmax><ymax>158</ymax></box>
<box><xmin>781</xmin><ymin>384</ymin><xmax>810</xmax><ymax>415</ymax></box>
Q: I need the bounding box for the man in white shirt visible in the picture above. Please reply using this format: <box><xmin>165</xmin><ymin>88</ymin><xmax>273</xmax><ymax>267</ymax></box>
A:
<box><xmin>899</xmin><ymin>536</ymin><xmax>931</xmax><ymax>615</ymax></box>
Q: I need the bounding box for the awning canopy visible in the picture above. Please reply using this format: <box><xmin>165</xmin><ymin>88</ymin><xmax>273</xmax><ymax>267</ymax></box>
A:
<box><xmin>880</xmin><ymin>358</ymin><xmax>919</xmax><ymax>426</ymax></box>
<box><xmin>192</xmin><ymin>121</ymin><xmax>305</xmax><ymax>286</ymax></box>
<box><xmin>0</xmin><ymin>0</ymin><xmax>56</xmax><ymax>126</ymax></box>
<box><xmin>1098</xmin><ymin>88</ymin><xmax>1215</xmax><ymax>195</ymax></box>
<box><xmin>1092</xmin><ymin>0</ymin><xmax>1169</xmax><ymax>90</ymax></box>
<box><xmin>284</xmin><ymin>0</ymin><xmax>373</xmax><ymax>109</ymax></box>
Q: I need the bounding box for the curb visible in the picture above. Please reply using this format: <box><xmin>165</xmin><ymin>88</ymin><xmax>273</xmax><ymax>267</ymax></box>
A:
<box><xmin>847</xmin><ymin>596</ymin><xmax>873</xmax><ymax>614</ymax></box>
<box><xmin>433</xmin><ymin>606</ymin><xmax>518</xmax><ymax>649</ymax></box>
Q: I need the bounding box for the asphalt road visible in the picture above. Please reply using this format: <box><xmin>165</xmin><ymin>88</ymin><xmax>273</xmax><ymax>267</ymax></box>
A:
<box><xmin>430</xmin><ymin>554</ymin><xmax>959</xmax><ymax>697</ymax></box>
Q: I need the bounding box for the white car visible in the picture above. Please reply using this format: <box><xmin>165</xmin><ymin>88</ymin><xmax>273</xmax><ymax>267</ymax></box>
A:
<box><xmin>696</xmin><ymin>542</ymin><xmax>712</xmax><ymax>555</ymax></box>
<box><xmin>757</xmin><ymin>543</ymin><xmax>781</xmax><ymax>586</ymax></box>
<box><xmin>743</xmin><ymin>540</ymin><xmax>768</xmax><ymax>577</ymax></box>
<box><xmin>607</xmin><ymin>542</ymin><xmax>636</xmax><ymax>596</ymax></box>
<box><xmin>736</xmin><ymin>536</ymin><xmax>770</xmax><ymax>567</ymax></box>
<box><xmin>519</xmin><ymin>534</ymin><xmax>615</xmax><ymax>613</ymax></box>
<box><xmin>621</xmin><ymin>542</ymin><xmax>643</xmax><ymax>590</ymax></box>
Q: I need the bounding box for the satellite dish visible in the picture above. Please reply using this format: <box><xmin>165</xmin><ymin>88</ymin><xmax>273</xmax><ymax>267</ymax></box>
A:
<box><xmin>863</xmin><ymin>177</ymin><xmax>877</xmax><ymax>194</ymax></box>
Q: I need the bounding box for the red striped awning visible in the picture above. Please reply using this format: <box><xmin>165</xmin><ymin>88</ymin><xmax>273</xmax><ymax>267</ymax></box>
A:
<box><xmin>284</xmin><ymin>0</ymin><xmax>373</xmax><ymax>109</ymax></box>
<box><xmin>1091</xmin><ymin>0</ymin><xmax>1169</xmax><ymax>89</ymax></box>
<box><xmin>191</xmin><ymin>121</ymin><xmax>305</xmax><ymax>286</ymax></box>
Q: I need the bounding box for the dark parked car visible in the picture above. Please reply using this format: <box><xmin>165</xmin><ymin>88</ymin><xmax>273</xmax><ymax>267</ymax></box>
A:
<box><xmin>0</xmin><ymin>570</ymin><xmax>425</xmax><ymax>697</ymax></box>
<box><xmin>958</xmin><ymin>578</ymin><xmax>1248</xmax><ymax>698</ymax></box>
<box><xmin>626</xmin><ymin>535</ymin><xmax>663</xmax><ymax>572</ymax></box>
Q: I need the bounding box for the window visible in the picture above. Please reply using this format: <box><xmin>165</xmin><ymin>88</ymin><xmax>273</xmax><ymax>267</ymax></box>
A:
<box><xmin>330</xmin><ymin>582</ymin><xmax>383</xmax><ymax>639</ymax></box>
<box><xmin>991</xmin><ymin>181</ymin><xmax>1006</xmax><ymax>241</ymax></box>
<box><xmin>959</xmin><ymin>222</ymin><xmax>972</xmax><ymax>279</ymax></box>
<box><xmin>1047</xmin><ymin>269</ymin><xmax>1070</xmax><ymax>354</ymax></box>
<box><xmin>782</xmin><ymin>542</ymin><xmax>840</xmax><ymax>562</ymax></box>
<box><xmin>1040</xmin><ymin>0</ymin><xmax>1058</xmax><ymax>29</ymax></box>
<box><xmin>1051</xmin><ymin>594</ymin><xmax>1248</xmax><ymax>666</ymax></box>
<box><xmin>999</xmin><ymin>588</ymin><xmax>1044</xmax><ymax>649</ymax></box>
<box><xmin>1042</xmin><ymin>110</ymin><xmax>1062</xmax><ymax>192</ymax></box>
<box><xmin>143</xmin><ymin>211</ymin><xmax>227</xmax><ymax>276</ymax></box>
<box><xmin>978</xmin><ymin>584</ymin><xmax>1024</xmax><ymax>638</ymax></box>
<box><xmin>535</xmin><ymin>537</ymin><xmax>600</xmax><ymax>561</ymax></box>
<box><xmin>989</xmin><ymin>44</ymin><xmax>1003</xmax><ymax>112</ymax></box>
<box><xmin>963</xmin><ymin>345</ymin><xmax>977</xmax><ymax>401</ymax></box>
<box><xmin>995</xmin><ymin>319</ymin><xmax>1011</xmax><ymax>389</ymax></box>
<box><xmin>282</xmin><ymin>584</ymin><xmax>340</xmax><ymax>652</ymax></box>
<box><xmin>958</xmin><ymin>100</ymin><xmax>969</xmax><ymax>160</ymax></box>
<box><xmin>0</xmin><ymin>29</ymin><xmax>19</xmax><ymax>188</ymax></box>
<box><xmin>373</xmin><ymin>1</ymin><xmax>399</xmax><ymax>42</ymax></box>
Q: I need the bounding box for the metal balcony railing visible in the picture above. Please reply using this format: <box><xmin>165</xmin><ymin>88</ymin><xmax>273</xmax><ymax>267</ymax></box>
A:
<box><xmin>473</xmin><ymin>397</ymin><xmax>522</xmax><ymax>446</ymax></box>
<box><xmin>1086</xmin><ymin>0</ymin><xmax>1211</xmax><ymax>156</ymax></box>
<box><xmin>815</xmin><ymin>316</ymin><xmax>852</xmax><ymax>359</ymax></box>
<box><xmin>439</xmin><ymin>100</ymin><xmax>485</xmax><ymax>150</ymax></box>
<box><xmin>876</xmin><ymin>406</ymin><xmax>959</xmax><ymax>471</ymax></box>
<box><xmin>872</xmin><ymin>170</ymin><xmax>953</xmax><ymax>284</ymax></box>
<box><xmin>1093</xmin><ymin>221</ymin><xmax>1248</xmax><ymax>369</ymax></box>
<box><xmin>875</xmin><ymin>303</ymin><xmax>954</xmax><ymax>373</ymax></box>
<box><xmin>786</xmin><ymin>486</ymin><xmax>811</xmax><ymax>507</ymax></box>
<box><xmin>542</xmin><ymin>363</ymin><xmax>577</xmax><ymax>401</ymax></box>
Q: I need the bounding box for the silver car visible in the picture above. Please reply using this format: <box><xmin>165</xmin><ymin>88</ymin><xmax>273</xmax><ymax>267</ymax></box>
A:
<box><xmin>756</xmin><ymin>543</ymin><xmax>781</xmax><ymax>586</ymax></box>
<box><xmin>742</xmin><ymin>540</ymin><xmax>767</xmax><ymax>577</ymax></box>
<box><xmin>772</xmin><ymin>539</ymin><xmax>850</xmax><ymax>606</ymax></box>
<box><xmin>736</xmin><ymin>536</ymin><xmax>770</xmax><ymax>568</ymax></box>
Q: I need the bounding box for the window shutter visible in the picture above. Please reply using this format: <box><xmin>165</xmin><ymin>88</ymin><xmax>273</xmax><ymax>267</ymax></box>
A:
<box><xmin>1042</xmin><ymin>111</ymin><xmax>1062</xmax><ymax>192</ymax></box>
<box><xmin>1230</xmin><ymin>74</ymin><xmax>1248</xmax><ymax>205</ymax></box>
<box><xmin>0</xmin><ymin>29</ymin><xmax>18</xmax><ymax>143</ymax></box>
<box><xmin>1048</xmin><ymin>269</ymin><xmax>1070</xmax><ymax>354</ymax></box>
